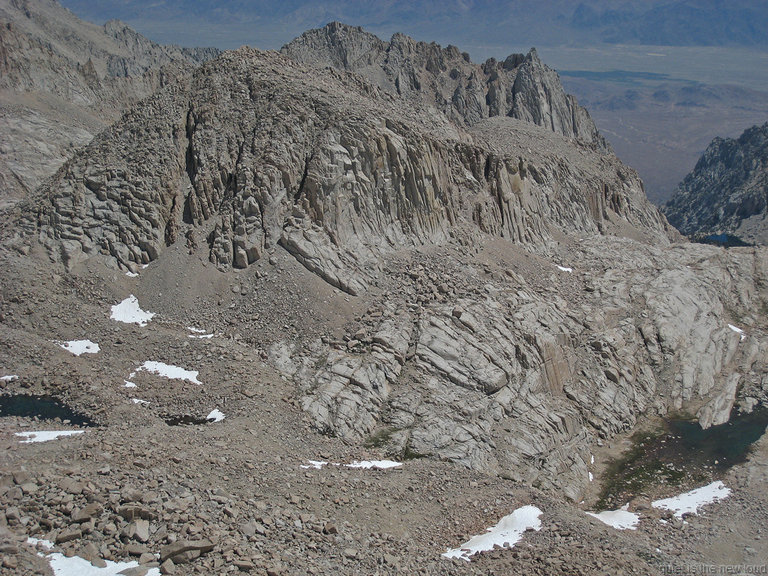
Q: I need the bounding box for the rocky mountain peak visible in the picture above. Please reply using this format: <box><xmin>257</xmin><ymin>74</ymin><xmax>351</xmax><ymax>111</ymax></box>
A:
<box><xmin>663</xmin><ymin>122</ymin><xmax>768</xmax><ymax>244</ymax></box>
<box><xmin>282</xmin><ymin>21</ymin><xmax>385</xmax><ymax>70</ymax></box>
<box><xmin>103</xmin><ymin>17</ymin><xmax>131</xmax><ymax>34</ymax></box>
<box><xmin>3</xmin><ymin>15</ymin><xmax>768</xmax><ymax>574</ymax></box>
<box><xmin>22</xmin><ymin>43</ymin><xmax>668</xmax><ymax>281</ymax></box>
<box><xmin>282</xmin><ymin>23</ymin><xmax>608</xmax><ymax>150</ymax></box>
<box><xmin>0</xmin><ymin>0</ymin><xmax>220</xmax><ymax>206</ymax></box>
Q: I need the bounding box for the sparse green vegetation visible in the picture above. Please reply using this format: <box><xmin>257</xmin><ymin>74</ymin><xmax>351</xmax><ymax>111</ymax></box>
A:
<box><xmin>364</xmin><ymin>427</ymin><xmax>394</xmax><ymax>449</ymax></box>
<box><xmin>401</xmin><ymin>443</ymin><xmax>426</xmax><ymax>461</ymax></box>
<box><xmin>596</xmin><ymin>429</ymin><xmax>673</xmax><ymax>510</ymax></box>
<box><xmin>595</xmin><ymin>407</ymin><xmax>768</xmax><ymax>510</ymax></box>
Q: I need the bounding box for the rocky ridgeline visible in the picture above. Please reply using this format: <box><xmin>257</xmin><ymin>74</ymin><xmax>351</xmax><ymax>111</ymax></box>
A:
<box><xmin>0</xmin><ymin>2</ymin><xmax>216</xmax><ymax>99</ymax></box>
<box><xmin>0</xmin><ymin>0</ymin><xmax>219</xmax><ymax>204</ymax></box>
<box><xmin>282</xmin><ymin>22</ymin><xmax>607</xmax><ymax>150</ymax></box>
<box><xmin>25</xmin><ymin>45</ymin><xmax>666</xmax><ymax>279</ymax></box>
<box><xmin>8</xmin><ymin>23</ymin><xmax>768</xmax><ymax>503</ymax></box>
<box><xmin>663</xmin><ymin>122</ymin><xmax>768</xmax><ymax>245</ymax></box>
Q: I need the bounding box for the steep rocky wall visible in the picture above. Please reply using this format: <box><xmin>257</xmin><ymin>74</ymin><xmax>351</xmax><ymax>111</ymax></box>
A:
<box><xmin>0</xmin><ymin>0</ymin><xmax>219</xmax><ymax>203</ymax></box>
<box><xmin>282</xmin><ymin>240</ymin><xmax>768</xmax><ymax>500</ymax></box>
<box><xmin>28</xmin><ymin>78</ymin><xmax>191</xmax><ymax>270</ymax></box>
<box><xmin>663</xmin><ymin>122</ymin><xmax>768</xmax><ymax>245</ymax></box>
<box><xmin>26</xmin><ymin>48</ymin><xmax>669</xmax><ymax>291</ymax></box>
<box><xmin>282</xmin><ymin>23</ymin><xmax>607</xmax><ymax>150</ymax></box>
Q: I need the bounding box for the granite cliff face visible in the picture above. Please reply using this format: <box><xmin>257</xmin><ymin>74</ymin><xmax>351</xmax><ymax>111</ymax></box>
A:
<box><xmin>7</xmin><ymin>27</ymin><xmax>767</xmax><ymax>502</ymax></box>
<box><xmin>0</xmin><ymin>0</ymin><xmax>219</xmax><ymax>206</ymax></box>
<box><xmin>24</xmin><ymin>46</ymin><xmax>664</xmax><ymax>277</ymax></box>
<box><xmin>663</xmin><ymin>122</ymin><xmax>768</xmax><ymax>244</ymax></box>
<box><xmin>282</xmin><ymin>23</ymin><xmax>607</xmax><ymax>150</ymax></box>
<box><xmin>3</xmin><ymin>14</ymin><xmax>768</xmax><ymax>576</ymax></box>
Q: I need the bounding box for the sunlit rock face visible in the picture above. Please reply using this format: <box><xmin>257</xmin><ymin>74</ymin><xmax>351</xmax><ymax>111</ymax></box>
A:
<box><xmin>17</xmin><ymin>26</ymin><xmax>768</xmax><ymax>502</ymax></box>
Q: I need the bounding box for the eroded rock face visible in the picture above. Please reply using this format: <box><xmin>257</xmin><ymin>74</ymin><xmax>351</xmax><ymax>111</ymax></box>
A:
<box><xmin>27</xmin><ymin>79</ymin><xmax>192</xmax><ymax>270</ymax></box>
<box><xmin>663</xmin><ymin>122</ymin><xmax>768</xmax><ymax>245</ymax></box>
<box><xmin>17</xmin><ymin>29</ymin><xmax>765</xmax><ymax>502</ymax></box>
<box><xmin>286</xmin><ymin>240</ymin><xmax>768</xmax><ymax>500</ymax></box>
<box><xmin>26</xmin><ymin>47</ymin><xmax>668</xmax><ymax>284</ymax></box>
<box><xmin>0</xmin><ymin>0</ymin><xmax>219</xmax><ymax>205</ymax></box>
<box><xmin>281</xmin><ymin>23</ymin><xmax>607</xmax><ymax>150</ymax></box>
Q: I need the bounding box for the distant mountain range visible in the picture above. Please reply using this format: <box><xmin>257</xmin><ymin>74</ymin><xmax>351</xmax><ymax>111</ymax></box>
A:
<box><xmin>569</xmin><ymin>1</ymin><xmax>768</xmax><ymax>47</ymax></box>
<box><xmin>59</xmin><ymin>1</ymin><xmax>768</xmax><ymax>51</ymax></box>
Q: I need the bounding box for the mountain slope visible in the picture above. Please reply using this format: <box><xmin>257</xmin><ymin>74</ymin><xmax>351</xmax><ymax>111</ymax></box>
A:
<box><xmin>281</xmin><ymin>22</ymin><xmax>607</xmax><ymax>150</ymax></box>
<box><xmin>663</xmin><ymin>122</ymin><xmax>768</xmax><ymax>244</ymax></box>
<box><xmin>0</xmin><ymin>0</ymin><xmax>219</xmax><ymax>206</ymax></box>
<box><xmin>9</xmin><ymin>34</ymin><xmax>766</xmax><ymax>499</ymax></box>
<box><xmin>23</xmin><ymin>46</ymin><xmax>665</xmax><ymax>277</ymax></box>
<box><xmin>2</xmin><ymin>20</ymin><xmax>768</xmax><ymax>574</ymax></box>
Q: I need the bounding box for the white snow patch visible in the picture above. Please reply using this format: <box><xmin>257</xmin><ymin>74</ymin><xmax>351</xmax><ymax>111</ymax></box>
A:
<box><xmin>206</xmin><ymin>409</ymin><xmax>225</xmax><ymax>422</ymax></box>
<box><xmin>16</xmin><ymin>430</ymin><xmax>85</xmax><ymax>443</ymax></box>
<box><xmin>591</xmin><ymin>454</ymin><xmax>595</xmax><ymax>465</ymax></box>
<box><xmin>141</xmin><ymin>264</ymin><xmax>149</xmax><ymax>269</ymax></box>
<box><xmin>346</xmin><ymin>460</ymin><xmax>402</xmax><ymax>469</ymax></box>
<box><xmin>136</xmin><ymin>361</ymin><xmax>202</xmax><ymax>385</ymax></box>
<box><xmin>1</xmin><ymin>374</ymin><xmax>18</xmax><ymax>382</ymax></box>
<box><xmin>556</xmin><ymin>265</ymin><xmax>573</xmax><ymax>273</ymax></box>
<box><xmin>589</xmin><ymin>472</ymin><xmax>594</xmax><ymax>482</ymax></box>
<box><xmin>300</xmin><ymin>460</ymin><xmax>329</xmax><ymax>470</ymax></box>
<box><xmin>187</xmin><ymin>327</ymin><xmax>214</xmax><ymax>339</ymax></box>
<box><xmin>58</xmin><ymin>339</ymin><xmax>100</xmax><ymax>356</ymax></box>
<box><xmin>586</xmin><ymin>504</ymin><xmax>639</xmax><ymax>530</ymax></box>
<box><xmin>27</xmin><ymin>537</ymin><xmax>160</xmax><ymax>576</ymax></box>
<box><xmin>27</xmin><ymin>537</ymin><xmax>54</xmax><ymax>550</ymax></box>
<box><xmin>131</xmin><ymin>398</ymin><xmax>149</xmax><ymax>405</ymax></box>
<box><xmin>443</xmin><ymin>505</ymin><xmax>543</xmax><ymax>561</ymax></box>
<box><xmin>728</xmin><ymin>324</ymin><xmax>746</xmax><ymax>341</ymax></box>
<box><xmin>124</xmin><ymin>381</ymin><xmax>136</xmax><ymax>388</ymax></box>
<box><xmin>652</xmin><ymin>481</ymin><xmax>731</xmax><ymax>518</ymax></box>
<box><xmin>125</xmin><ymin>271</ymin><xmax>138</xmax><ymax>278</ymax></box>
<box><xmin>301</xmin><ymin>459</ymin><xmax>403</xmax><ymax>470</ymax></box>
<box><xmin>110</xmin><ymin>295</ymin><xmax>155</xmax><ymax>326</ymax></box>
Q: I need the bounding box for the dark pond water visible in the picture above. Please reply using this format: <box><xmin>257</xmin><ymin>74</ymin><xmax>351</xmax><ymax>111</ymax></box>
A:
<box><xmin>0</xmin><ymin>394</ymin><xmax>96</xmax><ymax>427</ymax></box>
<box><xmin>163</xmin><ymin>414</ymin><xmax>212</xmax><ymax>426</ymax></box>
<box><xmin>596</xmin><ymin>406</ymin><xmax>768</xmax><ymax>509</ymax></box>
<box><xmin>666</xmin><ymin>407</ymin><xmax>768</xmax><ymax>468</ymax></box>
<box><xmin>695</xmin><ymin>233</ymin><xmax>752</xmax><ymax>248</ymax></box>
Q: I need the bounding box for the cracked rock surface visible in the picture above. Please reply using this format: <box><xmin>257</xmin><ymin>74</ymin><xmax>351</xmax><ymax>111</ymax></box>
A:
<box><xmin>1</xmin><ymin>15</ymin><xmax>768</xmax><ymax>576</ymax></box>
<box><xmin>0</xmin><ymin>0</ymin><xmax>219</xmax><ymax>207</ymax></box>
